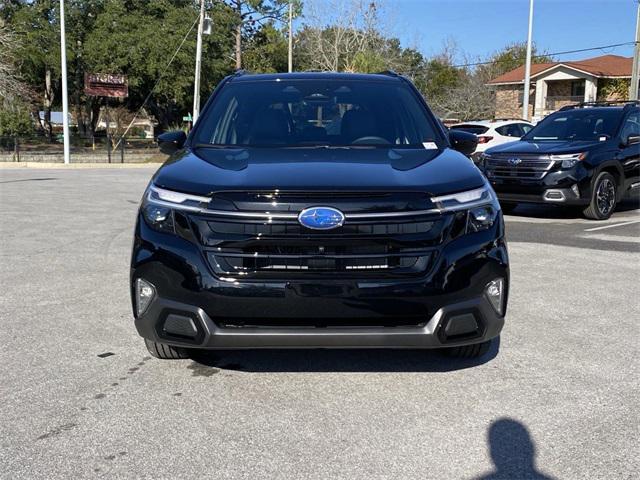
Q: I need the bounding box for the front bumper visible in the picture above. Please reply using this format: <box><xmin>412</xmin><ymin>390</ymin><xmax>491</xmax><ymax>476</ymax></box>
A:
<box><xmin>496</xmin><ymin>188</ymin><xmax>586</xmax><ymax>206</ymax></box>
<box><xmin>131</xmin><ymin>216</ymin><xmax>509</xmax><ymax>350</ymax></box>
<box><xmin>488</xmin><ymin>163</ymin><xmax>593</xmax><ymax>206</ymax></box>
<box><xmin>134</xmin><ymin>294</ymin><xmax>504</xmax><ymax>349</ymax></box>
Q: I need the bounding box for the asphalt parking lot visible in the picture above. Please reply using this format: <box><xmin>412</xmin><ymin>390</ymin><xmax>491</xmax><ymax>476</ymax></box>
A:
<box><xmin>1</xmin><ymin>167</ymin><xmax>638</xmax><ymax>480</ymax></box>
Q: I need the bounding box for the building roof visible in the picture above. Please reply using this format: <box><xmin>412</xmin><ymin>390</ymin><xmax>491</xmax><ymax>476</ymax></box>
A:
<box><xmin>488</xmin><ymin>55</ymin><xmax>633</xmax><ymax>85</ymax></box>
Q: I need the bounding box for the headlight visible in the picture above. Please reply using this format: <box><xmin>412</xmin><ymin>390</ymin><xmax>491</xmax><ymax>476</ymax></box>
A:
<box><xmin>478</xmin><ymin>153</ymin><xmax>492</xmax><ymax>171</ymax></box>
<box><xmin>467</xmin><ymin>204</ymin><xmax>499</xmax><ymax>232</ymax></box>
<box><xmin>141</xmin><ymin>185</ymin><xmax>211</xmax><ymax>233</ymax></box>
<box><xmin>142</xmin><ymin>203</ymin><xmax>174</xmax><ymax>233</ymax></box>
<box><xmin>550</xmin><ymin>152</ymin><xmax>586</xmax><ymax>168</ymax></box>
<box><xmin>147</xmin><ymin>185</ymin><xmax>211</xmax><ymax>210</ymax></box>
<box><xmin>431</xmin><ymin>183</ymin><xmax>500</xmax><ymax>233</ymax></box>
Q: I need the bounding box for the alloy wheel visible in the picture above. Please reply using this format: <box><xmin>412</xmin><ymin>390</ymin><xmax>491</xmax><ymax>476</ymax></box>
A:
<box><xmin>596</xmin><ymin>178</ymin><xmax>616</xmax><ymax>217</ymax></box>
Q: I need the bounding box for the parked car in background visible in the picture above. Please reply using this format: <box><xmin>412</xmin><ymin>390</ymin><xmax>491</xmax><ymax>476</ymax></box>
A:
<box><xmin>481</xmin><ymin>101</ymin><xmax>640</xmax><ymax>220</ymax></box>
<box><xmin>451</xmin><ymin>119</ymin><xmax>534</xmax><ymax>163</ymax></box>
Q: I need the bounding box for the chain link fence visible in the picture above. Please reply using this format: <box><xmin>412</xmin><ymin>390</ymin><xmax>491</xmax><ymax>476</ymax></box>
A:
<box><xmin>0</xmin><ymin>134</ymin><xmax>166</xmax><ymax>163</ymax></box>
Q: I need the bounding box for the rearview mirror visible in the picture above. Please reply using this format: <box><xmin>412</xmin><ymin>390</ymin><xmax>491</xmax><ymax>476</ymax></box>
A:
<box><xmin>625</xmin><ymin>134</ymin><xmax>640</xmax><ymax>146</ymax></box>
<box><xmin>157</xmin><ymin>130</ymin><xmax>187</xmax><ymax>154</ymax></box>
<box><xmin>449</xmin><ymin>130</ymin><xmax>478</xmax><ymax>156</ymax></box>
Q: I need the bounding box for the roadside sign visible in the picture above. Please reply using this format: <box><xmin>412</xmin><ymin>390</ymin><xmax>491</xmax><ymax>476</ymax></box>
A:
<box><xmin>84</xmin><ymin>73</ymin><xmax>128</xmax><ymax>98</ymax></box>
<box><xmin>183</xmin><ymin>113</ymin><xmax>193</xmax><ymax>122</ymax></box>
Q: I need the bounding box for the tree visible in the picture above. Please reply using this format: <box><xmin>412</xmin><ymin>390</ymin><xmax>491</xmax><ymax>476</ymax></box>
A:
<box><xmin>218</xmin><ymin>0</ymin><xmax>296</xmax><ymax>70</ymax></box>
<box><xmin>0</xmin><ymin>18</ymin><xmax>34</xmax><ymax>138</ymax></box>
<box><xmin>0</xmin><ymin>20</ymin><xmax>31</xmax><ymax>100</ymax></box>
<box><xmin>242</xmin><ymin>23</ymin><xmax>288</xmax><ymax>73</ymax></box>
<box><xmin>295</xmin><ymin>0</ymin><xmax>383</xmax><ymax>72</ymax></box>
<box><xmin>3</xmin><ymin>0</ymin><xmax>62</xmax><ymax>139</ymax></box>
<box><xmin>84</xmin><ymin>0</ymin><xmax>236</xmax><ymax>129</ymax></box>
<box><xmin>479</xmin><ymin>42</ymin><xmax>553</xmax><ymax>79</ymax></box>
<box><xmin>429</xmin><ymin>42</ymin><xmax>554</xmax><ymax>121</ymax></box>
<box><xmin>295</xmin><ymin>0</ymin><xmax>422</xmax><ymax>75</ymax></box>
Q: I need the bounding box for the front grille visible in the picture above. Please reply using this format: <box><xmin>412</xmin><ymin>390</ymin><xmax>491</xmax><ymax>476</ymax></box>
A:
<box><xmin>208</xmin><ymin>250</ymin><xmax>431</xmax><ymax>277</ymax></box>
<box><xmin>485</xmin><ymin>154</ymin><xmax>556</xmax><ymax>181</ymax></box>
<box><xmin>205</xmin><ymin>218</ymin><xmax>436</xmax><ymax>237</ymax></box>
<box><xmin>192</xmin><ymin>209</ymin><xmax>449</xmax><ymax>279</ymax></box>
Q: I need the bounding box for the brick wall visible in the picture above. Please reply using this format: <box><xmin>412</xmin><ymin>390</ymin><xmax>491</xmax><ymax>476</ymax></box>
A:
<box><xmin>494</xmin><ymin>85</ymin><xmax>534</xmax><ymax>120</ymax></box>
<box><xmin>545</xmin><ymin>80</ymin><xmax>578</xmax><ymax>110</ymax></box>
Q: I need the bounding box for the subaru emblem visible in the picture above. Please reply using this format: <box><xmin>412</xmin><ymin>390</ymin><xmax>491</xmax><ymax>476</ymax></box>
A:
<box><xmin>298</xmin><ymin>207</ymin><xmax>345</xmax><ymax>230</ymax></box>
<box><xmin>508</xmin><ymin>157</ymin><xmax>523</xmax><ymax>166</ymax></box>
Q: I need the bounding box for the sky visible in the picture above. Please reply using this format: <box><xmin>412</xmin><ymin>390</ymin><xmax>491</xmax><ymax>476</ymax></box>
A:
<box><xmin>389</xmin><ymin>0</ymin><xmax>638</xmax><ymax>63</ymax></box>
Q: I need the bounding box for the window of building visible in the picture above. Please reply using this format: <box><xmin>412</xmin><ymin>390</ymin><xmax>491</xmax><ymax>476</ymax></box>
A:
<box><xmin>571</xmin><ymin>80</ymin><xmax>585</xmax><ymax>98</ymax></box>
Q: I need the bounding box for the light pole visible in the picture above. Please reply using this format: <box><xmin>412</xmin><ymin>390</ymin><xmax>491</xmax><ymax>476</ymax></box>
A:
<box><xmin>288</xmin><ymin>2</ymin><xmax>293</xmax><ymax>73</ymax></box>
<box><xmin>630</xmin><ymin>1</ymin><xmax>639</xmax><ymax>100</ymax></box>
<box><xmin>192</xmin><ymin>0</ymin><xmax>206</xmax><ymax>125</ymax></box>
<box><xmin>522</xmin><ymin>0</ymin><xmax>534</xmax><ymax>120</ymax></box>
<box><xmin>59</xmin><ymin>0</ymin><xmax>70</xmax><ymax>164</ymax></box>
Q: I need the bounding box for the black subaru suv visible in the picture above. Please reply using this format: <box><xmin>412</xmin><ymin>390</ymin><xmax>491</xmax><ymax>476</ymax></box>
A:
<box><xmin>482</xmin><ymin>101</ymin><xmax>640</xmax><ymax>219</ymax></box>
<box><xmin>131</xmin><ymin>72</ymin><xmax>508</xmax><ymax>360</ymax></box>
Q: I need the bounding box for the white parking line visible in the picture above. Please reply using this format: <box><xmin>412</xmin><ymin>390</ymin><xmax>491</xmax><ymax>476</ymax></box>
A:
<box><xmin>583</xmin><ymin>220</ymin><xmax>640</xmax><ymax>232</ymax></box>
<box><xmin>580</xmin><ymin>233</ymin><xmax>640</xmax><ymax>243</ymax></box>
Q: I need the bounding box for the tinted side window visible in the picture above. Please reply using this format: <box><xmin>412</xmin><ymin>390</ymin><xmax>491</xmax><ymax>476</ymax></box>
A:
<box><xmin>450</xmin><ymin>125</ymin><xmax>489</xmax><ymax>135</ymax></box>
<box><xmin>496</xmin><ymin>124</ymin><xmax>522</xmax><ymax>137</ymax></box>
<box><xmin>518</xmin><ymin>123</ymin><xmax>533</xmax><ymax>135</ymax></box>
<box><xmin>620</xmin><ymin>112</ymin><xmax>640</xmax><ymax>140</ymax></box>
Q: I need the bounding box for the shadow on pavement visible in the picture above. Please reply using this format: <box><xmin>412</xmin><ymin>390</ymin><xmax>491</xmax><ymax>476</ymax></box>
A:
<box><xmin>506</xmin><ymin>197</ymin><xmax>639</xmax><ymax>220</ymax></box>
<box><xmin>471</xmin><ymin>418</ymin><xmax>556</xmax><ymax>480</ymax></box>
<box><xmin>0</xmin><ymin>177</ymin><xmax>58</xmax><ymax>184</ymax></box>
<box><xmin>188</xmin><ymin>336</ymin><xmax>500</xmax><ymax>373</ymax></box>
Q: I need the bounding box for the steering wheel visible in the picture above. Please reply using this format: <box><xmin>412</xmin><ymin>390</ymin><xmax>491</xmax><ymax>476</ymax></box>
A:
<box><xmin>351</xmin><ymin>136</ymin><xmax>390</xmax><ymax>145</ymax></box>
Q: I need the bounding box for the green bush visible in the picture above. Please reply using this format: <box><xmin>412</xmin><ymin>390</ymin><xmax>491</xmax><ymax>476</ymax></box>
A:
<box><xmin>0</xmin><ymin>101</ymin><xmax>34</xmax><ymax>137</ymax></box>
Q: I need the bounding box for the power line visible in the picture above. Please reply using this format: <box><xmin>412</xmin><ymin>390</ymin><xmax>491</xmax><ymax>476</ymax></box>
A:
<box><xmin>450</xmin><ymin>41</ymin><xmax>638</xmax><ymax>69</ymax></box>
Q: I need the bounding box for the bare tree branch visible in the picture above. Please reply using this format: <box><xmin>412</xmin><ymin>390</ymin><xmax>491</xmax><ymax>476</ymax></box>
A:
<box><xmin>0</xmin><ymin>21</ymin><xmax>32</xmax><ymax>101</ymax></box>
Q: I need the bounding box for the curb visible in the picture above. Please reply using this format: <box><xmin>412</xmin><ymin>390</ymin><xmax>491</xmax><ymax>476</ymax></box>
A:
<box><xmin>0</xmin><ymin>162</ymin><xmax>163</xmax><ymax>169</ymax></box>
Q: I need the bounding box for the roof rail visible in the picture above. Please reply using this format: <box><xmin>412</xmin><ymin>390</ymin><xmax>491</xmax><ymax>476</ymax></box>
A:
<box><xmin>232</xmin><ymin>69</ymin><xmax>249</xmax><ymax>77</ymax></box>
<box><xmin>559</xmin><ymin>100</ymin><xmax>640</xmax><ymax>111</ymax></box>
<box><xmin>376</xmin><ymin>70</ymin><xmax>399</xmax><ymax>77</ymax></box>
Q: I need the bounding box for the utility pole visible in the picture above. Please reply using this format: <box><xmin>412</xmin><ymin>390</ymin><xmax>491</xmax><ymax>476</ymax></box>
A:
<box><xmin>630</xmin><ymin>1</ymin><xmax>640</xmax><ymax>100</ymax></box>
<box><xmin>192</xmin><ymin>0</ymin><xmax>205</xmax><ymax>124</ymax></box>
<box><xmin>59</xmin><ymin>0</ymin><xmax>70</xmax><ymax>164</ymax></box>
<box><xmin>288</xmin><ymin>2</ymin><xmax>293</xmax><ymax>73</ymax></box>
<box><xmin>522</xmin><ymin>0</ymin><xmax>534</xmax><ymax>120</ymax></box>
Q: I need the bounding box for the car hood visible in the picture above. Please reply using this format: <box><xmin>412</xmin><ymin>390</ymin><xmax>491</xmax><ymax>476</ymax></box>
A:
<box><xmin>486</xmin><ymin>139</ymin><xmax>607</xmax><ymax>155</ymax></box>
<box><xmin>152</xmin><ymin>147</ymin><xmax>485</xmax><ymax>196</ymax></box>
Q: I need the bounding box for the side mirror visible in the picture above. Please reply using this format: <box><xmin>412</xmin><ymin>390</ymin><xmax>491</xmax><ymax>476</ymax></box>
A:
<box><xmin>625</xmin><ymin>134</ymin><xmax>640</xmax><ymax>146</ymax></box>
<box><xmin>157</xmin><ymin>130</ymin><xmax>187</xmax><ymax>154</ymax></box>
<box><xmin>449</xmin><ymin>129</ymin><xmax>478</xmax><ymax>156</ymax></box>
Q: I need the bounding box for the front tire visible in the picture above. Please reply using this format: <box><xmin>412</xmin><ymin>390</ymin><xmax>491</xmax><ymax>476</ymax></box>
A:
<box><xmin>442</xmin><ymin>339</ymin><xmax>492</xmax><ymax>359</ymax></box>
<box><xmin>144</xmin><ymin>339</ymin><xmax>189</xmax><ymax>359</ymax></box>
<box><xmin>583</xmin><ymin>172</ymin><xmax>617</xmax><ymax>220</ymax></box>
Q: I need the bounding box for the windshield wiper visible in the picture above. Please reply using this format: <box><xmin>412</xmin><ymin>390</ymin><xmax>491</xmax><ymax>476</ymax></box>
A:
<box><xmin>193</xmin><ymin>143</ymin><xmax>240</xmax><ymax>149</ymax></box>
<box><xmin>281</xmin><ymin>144</ymin><xmax>378</xmax><ymax>149</ymax></box>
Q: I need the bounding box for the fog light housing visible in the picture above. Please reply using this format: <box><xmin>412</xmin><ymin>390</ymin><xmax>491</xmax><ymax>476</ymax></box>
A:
<box><xmin>485</xmin><ymin>278</ymin><xmax>505</xmax><ymax>316</ymax></box>
<box><xmin>571</xmin><ymin>184</ymin><xmax>580</xmax><ymax>198</ymax></box>
<box><xmin>135</xmin><ymin>278</ymin><xmax>156</xmax><ymax>316</ymax></box>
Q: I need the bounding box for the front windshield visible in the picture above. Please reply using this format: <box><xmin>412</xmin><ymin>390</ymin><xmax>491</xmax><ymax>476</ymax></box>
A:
<box><xmin>523</xmin><ymin>109</ymin><xmax>623</xmax><ymax>142</ymax></box>
<box><xmin>193</xmin><ymin>79</ymin><xmax>441</xmax><ymax>148</ymax></box>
